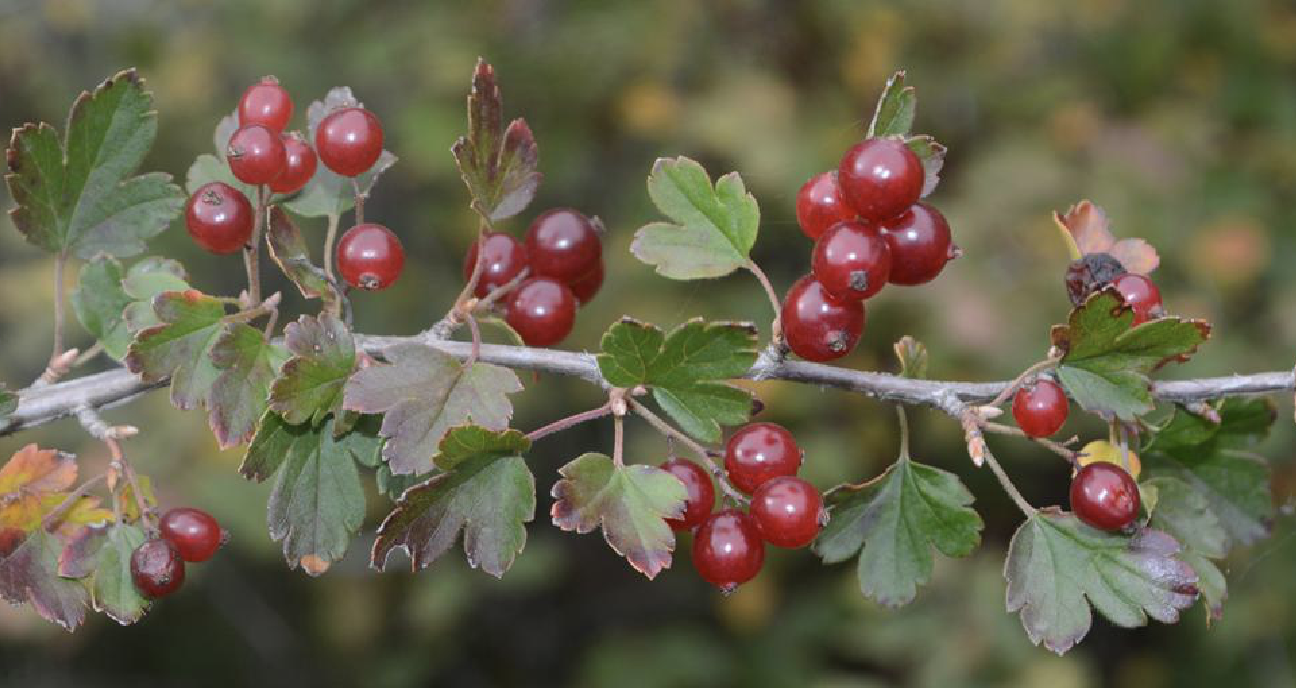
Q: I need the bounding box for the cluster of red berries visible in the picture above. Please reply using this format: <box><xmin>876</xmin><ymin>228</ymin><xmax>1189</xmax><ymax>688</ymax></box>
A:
<box><xmin>662</xmin><ymin>422</ymin><xmax>824</xmax><ymax>593</ymax></box>
<box><xmin>784</xmin><ymin>138</ymin><xmax>958</xmax><ymax>362</ymax></box>
<box><xmin>184</xmin><ymin>77</ymin><xmax>405</xmax><ymax>291</ymax></box>
<box><xmin>463</xmin><ymin>208</ymin><xmax>604</xmax><ymax>347</ymax></box>
<box><xmin>130</xmin><ymin>507</ymin><xmax>226</xmax><ymax>599</ymax></box>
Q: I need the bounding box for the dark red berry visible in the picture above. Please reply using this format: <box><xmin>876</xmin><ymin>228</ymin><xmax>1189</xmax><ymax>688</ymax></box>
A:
<box><xmin>158</xmin><ymin>508</ymin><xmax>226</xmax><ymax>563</ymax></box>
<box><xmin>504</xmin><ymin>277</ymin><xmax>577</xmax><ymax>347</ymax></box>
<box><xmin>569</xmin><ymin>261</ymin><xmax>604</xmax><ymax>305</ymax></box>
<box><xmin>238</xmin><ymin>76</ymin><xmax>293</xmax><ymax>132</ymax></box>
<box><xmin>336</xmin><ymin>223</ymin><xmax>404</xmax><ymax>291</ymax></box>
<box><xmin>660</xmin><ymin>458</ymin><xmax>715</xmax><ymax>532</ymax></box>
<box><xmin>811</xmin><ymin>219</ymin><xmax>891</xmax><ymax>302</ymax></box>
<box><xmin>796</xmin><ymin>171</ymin><xmax>857</xmax><ymax>240</ymax></box>
<box><xmin>227</xmin><ymin>124</ymin><xmax>287</xmax><ymax>185</ymax></box>
<box><xmin>269</xmin><ymin>133</ymin><xmax>318</xmax><ymax>194</ymax></box>
<box><xmin>1064</xmin><ymin>252</ymin><xmax>1127</xmax><ymax>306</ymax></box>
<box><xmin>880</xmin><ymin>203</ymin><xmax>956</xmax><ymax>285</ymax></box>
<box><xmin>692</xmin><ymin>509</ymin><xmax>765</xmax><ymax>593</ymax></box>
<box><xmin>1012</xmin><ymin>379</ymin><xmax>1069</xmax><ymax>438</ymax></box>
<box><xmin>724</xmin><ymin>422</ymin><xmax>802</xmax><ymax>494</ymax></box>
<box><xmin>315</xmin><ymin>107</ymin><xmax>384</xmax><ymax>177</ymax></box>
<box><xmin>463</xmin><ymin>232</ymin><xmax>529</xmax><ymax>298</ymax></box>
<box><xmin>524</xmin><ymin>209</ymin><xmax>602</xmax><ymax>285</ymax></box>
<box><xmin>780</xmin><ymin>274</ymin><xmax>865</xmax><ymax>362</ymax></box>
<box><xmin>1070</xmin><ymin>462</ymin><xmax>1140</xmax><ymax>531</ymax></box>
<box><xmin>1112</xmin><ymin>273</ymin><xmax>1163</xmax><ymax>325</ymax></box>
<box><xmin>185</xmin><ymin>182</ymin><xmax>254</xmax><ymax>254</ymax></box>
<box><xmin>130</xmin><ymin>539</ymin><xmax>185</xmax><ymax>599</ymax></box>
<box><xmin>750</xmin><ymin>476</ymin><xmax>824</xmax><ymax>548</ymax></box>
<box><xmin>837</xmin><ymin>137</ymin><xmax>924</xmax><ymax>221</ymax></box>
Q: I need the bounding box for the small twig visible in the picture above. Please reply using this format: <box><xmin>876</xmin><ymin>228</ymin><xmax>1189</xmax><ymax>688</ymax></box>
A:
<box><xmin>243</xmin><ymin>186</ymin><xmax>267</xmax><ymax>306</ymax></box>
<box><xmin>936</xmin><ymin>393</ymin><xmax>1036</xmax><ymax>516</ymax></box>
<box><xmin>464</xmin><ymin>313</ymin><xmax>481</xmax><ymax>367</ymax></box>
<box><xmin>988</xmin><ymin>356</ymin><xmax>1061</xmax><ymax>408</ymax></box>
<box><xmin>35</xmin><ymin>348</ymin><xmax>80</xmax><ymax>387</ymax></box>
<box><xmin>76</xmin><ymin>407</ymin><xmax>150</xmax><ymax>528</ymax></box>
<box><xmin>628</xmin><ymin>399</ymin><xmax>747</xmax><ymax>505</ymax></box>
<box><xmin>72</xmin><ymin>342</ymin><xmax>104</xmax><ymax>368</ymax></box>
<box><xmin>323</xmin><ymin>212</ymin><xmax>341</xmax><ymax>282</ymax></box>
<box><xmin>612</xmin><ymin>415</ymin><xmax>625</xmax><ymax>467</ymax></box>
<box><xmin>525</xmin><ymin>403</ymin><xmax>613</xmax><ymax>442</ymax></box>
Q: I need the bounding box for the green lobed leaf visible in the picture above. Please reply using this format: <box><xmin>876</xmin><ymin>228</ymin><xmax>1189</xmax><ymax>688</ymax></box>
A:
<box><xmin>372</xmin><ymin>426</ymin><xmax>534</xmax><ymax>577</ymax></box>
<box><xmin>0</xmin><ymin>528</ymin><xmax>88</xmax><ymax>630</ymax></box>
<box><xmin>814</xmin><ymin>457</ymin><xmax>982</xmax><ymax>607</ymax></box>
<box><xmin>208</xmin><ymin>324</ymin><xmax>289</xmax><ymax>448</ymax></box>
<box><xmin>550</xmin><ymin>453</ymin><xmax>687</xmax><ymax>579</ymax></box>
<box><xmin>125</xmin><ymin>290</ymin><xmax>227</xmax><ymax>411</ymax></box>
<box><xmin>282</xmin><ymin>88</ymin><xmax>397</xmax><ymax>219</ymax></box>
<box><xmin>265</xmin><ymin>207</ymin><xmax>344</xmax><ymax>313</ymax></box>
<box><xmin>88</xmin><ymin>522</ymin><xmax>150</xmax><ymax>625</ymax></box>
<box><xmin>269</xmin><ymin>314</ymin><xmax>356</xmax><ymax>427</ymax></box>
<box><xmin>73</xmin><ymin>256</ymin><xmax>189</xmax><ymax>360</ymax></box>
<box><xmin>630</xmin><ymin>157</ymin><xmax>760</xmax><ymax>280</ymax></box>
<box><xmin>1145</xmin><ymin>476</ymin><xmax>1228</xmax><ymax>621</ymax></box>
<box><xmin>4</xmin><ymin>70</ymin><xmax>184</xmax><ymax>259</ymax></box>
<box><xmin>1004</xmin><ymin>510</ymin><xmax>1198</xmax><ymax>655</ymax></box>
<box><xmin>450</xmin><ymin>58</ymin><xmax>541</xmax><ymax>221</ymax></box>
<box><xmin>868</xmin><ymin>71</ymin><xmax>916</xmax><ymax>138</ymax></box>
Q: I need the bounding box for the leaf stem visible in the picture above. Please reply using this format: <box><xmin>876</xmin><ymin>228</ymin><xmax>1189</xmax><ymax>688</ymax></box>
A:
<box><xmin>50</xmin><ymin>251</ymin><xmax>67</xmax><ymax>364</ymax></box>
<box><xmin>244</xmin><ymin>185</ymin><xmax>267</xmax><ymax>306</ymax></box>
<box><xmin>465</xmin><ymin>313</ymin><xmax>481</xmax><ymax>367</ymax></box>
<box><xmin>613</xmin><ymin>414</ymin><xmax>625</xmax><ymax>467</ymax></box>
<box><xmin>983</xmin><ymin>448</ymin><xmax>1036</xmax><ymax>517</ymax></box>
<box><xmin>323</xmin><ymin>212</ymin><xmax>340</xmax><ymax>283</ymax></box>
<box><xmin>896</xmin><ymin>405</ymin><xmax>911</xmax><ymax>460</ymax></box>
<box><xmin>628</xmin><ymin>399</ymin><xmax>748</xmax><ymax>505</ymax></box>
<box><xmin>525</xmin><ymin>403</ymin><xmax>613</xmax><ymax>442</ymax></box>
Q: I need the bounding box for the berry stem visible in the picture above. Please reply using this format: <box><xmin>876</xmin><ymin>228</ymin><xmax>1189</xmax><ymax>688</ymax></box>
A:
<box><xmin>744</xmin><ymin>259</ymin><xmax>784</xmax><ymax>340</ymax></box>
<box><xmin>76</xmin><ymin>406</ymin><xmax>151</xmax><ymax>527</ymax></box>
<box><xmin>612</xmin><ymin>414</ymin><xmax>625</xmax><ymax>468</ymax></box>
<box><xmin>938</xmin><ymin>394</ymin><xmax>1036</xmax><ymax>516</ymax></box>
<box><xmin>243</xmin><ymin>185</ymin><xmax>267</xmax><ymax>306</ymax></box>
<box><xmin>464</xmin><ymin>312</ymin><xmax>481</xmax><ymax>368</ymax></box>
<box><xmin>982</xmin><ymin>421</ymin><xmax>1079</xmax><ymax>465</ymax></box>
<box><xmin>475</xmin><ymin>268</ymin><xmax>530</xmax><ymax>312</ymax></box>
<box><xmin>628</xmin><ymin>399</ymin><xmax>748</xmax><ymax>505</ymax></box>
<box><xmin>525</xmin><ymin>403</ymin><xmax>613</xmax><ymax>442</ymax></box>
<box><xmin>323</xmin><ymin>212</ymin><xmax>340</xmax><ymax>283</ymax></box>
<box><xmin>989</xmin><ymin>356</ymin><xmax>1061</xmax><ymax>408</ymax></box>
<box><xmin>351</xmin><ymin>177</ymin><xmax>365</xmax><ymax>225</ymax></box>
<box><xmin>431</xmin><ymin>223</ymin><xmax>492</xmax><ymax>341</ymax></box>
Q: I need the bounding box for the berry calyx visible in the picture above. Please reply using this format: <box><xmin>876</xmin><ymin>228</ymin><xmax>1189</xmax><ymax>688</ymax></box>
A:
<box><xmin>1011</xmin><ymin>379</ymin><xmax>1069</xmax><ymax>438</ymax></box>
<box><xmin>130</xmin><ymin>539</ymin><xmax>185</xmax><ymax>599</ymax></box>
<box><xmin>315</xmin><ymin>107</ymin><xmax>384</xmax><ymax>177</ymax></box>
<box><xmin>880</xmin><ymin>203</ymin><xmax>957</xmax><ymax>285</ymax></box>
<box><xmin>269</xmin><ymin>132</ymin><xmax>318</xmax><ymax>194</ymax></box>
<box><xmin>1112</xmin><ymin>273</ymin><xmax>1163</xmax><ymax>325</ymax></box>
<box><xmin>227</xmin><ymin>124</ymin><xmax>287</xmax><ymax>185</ymax></box>
<box><xmin>780</xmin><ymin>274</ymin><xmax>865</xmax><ymax>362</ymax></box>
<box><xmin>811</xmin><ymin>219</ymin><xmax>891</xmax><ymax>302</ymax></box>
<box><xmin>336</xmin><ymin>223</ymin><xmax>405</xmax><ymax>291</ymax></box>
<box><xmin>724</xmin><ymin>422</ymin><xmax>802</xmax><ymax>494</ymax></box>
<box><xmin>660</xmin><ymin>458</ymin><xmax>715</xmax><ymax>532</ymax></box>
<box><xmin>463</xmin><ymin>232</ymin><xmax>529</xmax><ymax>298</ymax></box>
<box><xmin>692</xmin><ymin>508</ymin><xmax>765</xmax><ymax>593</ymax></box>
<box><xmin>837</xmin><ymin>137</ymin><xmax>924</xmax><ymax>221</ymax></box>
<box><xmin>1070</xmin><ymin>462</ymin><xmax>1140</xmax><ymax>532</ymax></box>
<box><xmin>796</xmin><ymin>171</ymin><xmax>857</xmax><ymax>240</ymax></box>
<box><xmin>524</xmin><ymin>209</ymin><xmax>602</xmax><ymax>285</ymax></box>
<box><xmin>750</xmin><ymin>476</ymin><xmax>824</xmax><ymax>548</ymax></box>
<box><xmin>569</xmin><ymin>261</ymin><xmax>604</xmax><ymax>305</ymax></box>
<box><xmin>504</xmin><ymin>277</ymin><xmax>577</xmax><ymax>347</ymax></box>
<box><xmin>158</xmin><ymin>507</ymin><xmax>227</xmax><ymax>563</ymax></box>
<box><xmin>185</xmin><ymin>182</ymin><xmax>254</xmax><ymax>255</ymax></box>
<box><xmin>238</xmin><ymin>76</ymin><xmax>293</xmax><ymax>132</ymax></box>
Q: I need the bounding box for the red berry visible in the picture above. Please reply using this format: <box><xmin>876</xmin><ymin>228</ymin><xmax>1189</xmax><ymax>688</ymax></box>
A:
<box><xmin>504</xmin><ymin>277</ymin><xmax>577</xmax><ymax>347</ymax></box>
<box><xmin>692</xmin><ymin>509</ymin><xmax>765</xmax><ymax>593</ymax></box>
<box><xmin>336</xmin><ymin>223</ymin><xmax>404</xmax><ymax>291</ymax></box>
<box><xmin>463</xmin><ymin>232</ymin><xmax>529</xmax><ymax>298</ymax></box>
<box><xmin>185</xmin><ymin>182</ymin><xmax>254</xmax><ymax>255</ymax></box>
<box><xmin>724</xmin><ymin>422</ymin><xmax>802</xmax><ymax>494</ymax></box>
<box><xmin>569</xmin><ymin>261</ymin><xmax>604</xmax><ymax>305</ymax></box>
<box><xmin>880</xmin><ymin>203</ymin><xmax>956</xmax><ymax>286</ymax></box>
<box><xmin>780</xmin><ymin>274</ymin><xmax>865</xmax><ymax>362</ymax></box>
<box><xmin>315</xmin><ymin>107</ymin><xmax>384</xmax><ymax>177</ymax></box>
<box><xmin>1012</xmin><ymin>379</ymin><xmax>1069</xmax><ymax>438</ymax></box>
<box><xmin>750</xmin><ymin>476</ymin><xmax>824</xmax><ymax>548</ymax></box>
<box><xmin>811</xmin><ymin>219</ymin><xmax>891</xmax><ymax>302</ymax></box>
<box><xmin>524</xmin><ymin>209</ymin><xmax>602</xmax><ymax>285</ymax></box>
<box><xmin>796</xmin><ymin>171</ymin><xmax>857</xmax><ymax>240</ymax></box>
<box><xmin>660</xmin><ymin>458</ymin><xmax>715</xmax><ymax>532</ymax></box>
<box><xmin>158</xmin><ymin>508</ymin><xmax>226</xmax><ymax>563</ymax></box>
<box><xmin>130</xmin><ymin>539</ymin><xmax>185</xmax><ymax>599</ymax></box>
<box><xmin>238</xmin><ymin>76</ymin><xmax>293</xmax><ymax>132</ymax></box>
<box><xmin>1070</xmin><ymin>462</ymin><xmax>1140</xmax><ymax>531</ymax></box>
<box><xmin>1112</xmin><ymin>273</ymin><xmax>1163</xmax><ymax>325</ymax></box>
<box><xmin>837</xmin><ymin>138</ymin><xmax>924</xmax><ymax>221</ymax></box>
<box><xmin>227</xmin><ymin>124</ymin><xmax>287</xmax><ymax>185</ymax></box>
<box><xmin>269</xmin><ymin>133</ymin><xmax>318</xmax><ymax>194</ymax></box>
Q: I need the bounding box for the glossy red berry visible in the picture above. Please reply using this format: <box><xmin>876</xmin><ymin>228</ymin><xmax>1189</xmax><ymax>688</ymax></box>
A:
<box><xmin>238</xmin><ymin>76</ymin><xmax>293</xmax><ymax>132</ymax></box>
<box><xmin>130</xmin><ymin>539</ymin><xmax>185</xmax><ymax>599</ymax></box>
<box><xmin>724</xmin><ymin>422</ymin><xmax>802</xmax><ymax>494</ymax></box>
<box><xmin>811</xmin><ymin>219</ymin><xmax>891</xmax><ymax>302</ymax></box>
<box><xmin>524</xmin><ymin>209</ymin><xmax>602</xmax><ymax>285</ymax></box>
<box><xmin>185</xmin><ymin>182</ymin><xmax>254</xmax><ymax>254</ymax></box>
<box><xmin>158</xmin><ymin>508</ymin><xmax>227</xmax><ymax>563</ymax></box>
<box><xmin>505</xmin><ymin>277</ymin><xmax>577</xmax><ymax>347</ymax></box>
<box><xmin>750</xmin><ymin>476</ymin><xmax>824</xmax><ymax>548</ymax></box>
<box><xmin>692</xmin><ymin>509</ymin><xmax>765</xmax><ymax>593</ymax></box>
<box><xmin>780</xmin><ymin>274</ymin><xmax>865</xmax><ymax>362</ymax></box>
<box><xmin>463</xmin><ymin>232</ymin><xmax>529</xmax><ymax>298</ymax></box>
<box><xmin>837</xmin><ymin>137</ymin><xmax>924</xmax><ymax>221</ymax></box>
<box><xmin>315</xmin><ymin>107</ymin><xmax>384</xmax><ymax>177</ymax></box>
<box><xmin>336</xmin><ymin>223</ymin><xmax>404</xmax><ymax>291</ymax></box>
<box><xmin>569</xmin><ymin>261</ymin><xmax>604</xmax><ymax>305</ymax></box>
<box><xmin>1012</xmin><ymin>379</ymin><xmax>1069</xmax><ymax>438</ymax></box>
<box><xmin>660</xmin><ymin>458</ymin><xmax>715</xmax><ymax>532</ymax></box>
<box><xmin>1070</xmin><ymin>462</ymin><xmax>1140</xmax><ymax>531</ymax></box>
<box><xmin>227</xmin><ymin>124</ymin><xmax>287</xmax><ymax>185</ymax></box>
<box><xmin>269</xmin><ymin>133</ymin><xmax>318</xmax><ymax>194</ymax></box>
<box><xmin>880</xmin><ymin>203</ymin><xmax>957</xmax><ymax>285</ymax></box>
<box><xmin>1112</xmin><ymin>273</ymin><xmax>1163</xmax><ymax>325</ymax></box>
<box><xmin>796</xmin><ymin>171</ymin><xmax>857</xmax><ymax>240</ymax></box>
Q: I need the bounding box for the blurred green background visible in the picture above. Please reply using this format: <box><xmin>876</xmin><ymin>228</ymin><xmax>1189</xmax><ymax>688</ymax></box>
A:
<box><xmin>1</xmin><ymin>0</ymin><xmax>1295</xmax><ymax>686</ymax></box>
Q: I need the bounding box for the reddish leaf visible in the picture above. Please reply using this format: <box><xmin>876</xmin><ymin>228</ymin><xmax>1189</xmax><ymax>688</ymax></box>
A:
<box><xmin>450</xmin><ymin>58</ymin><xmax>541</xmax><ymax>221</ymax></box>
<box><xmin>1054</xmin><ymin>200</ymin><xmax>1159</xmax><ymax>274</ymax></box>
<box><xmin>0</xmin><ymin>528</ymin><xmax>89</xmax><ymax>631</ymax></box>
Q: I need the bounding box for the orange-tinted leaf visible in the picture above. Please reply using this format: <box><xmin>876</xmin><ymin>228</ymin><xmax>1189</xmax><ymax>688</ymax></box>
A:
<box><xmin>0</xmin><ymin>444</ymin><xmax>76</xmax><ymax>495</ymax></box>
